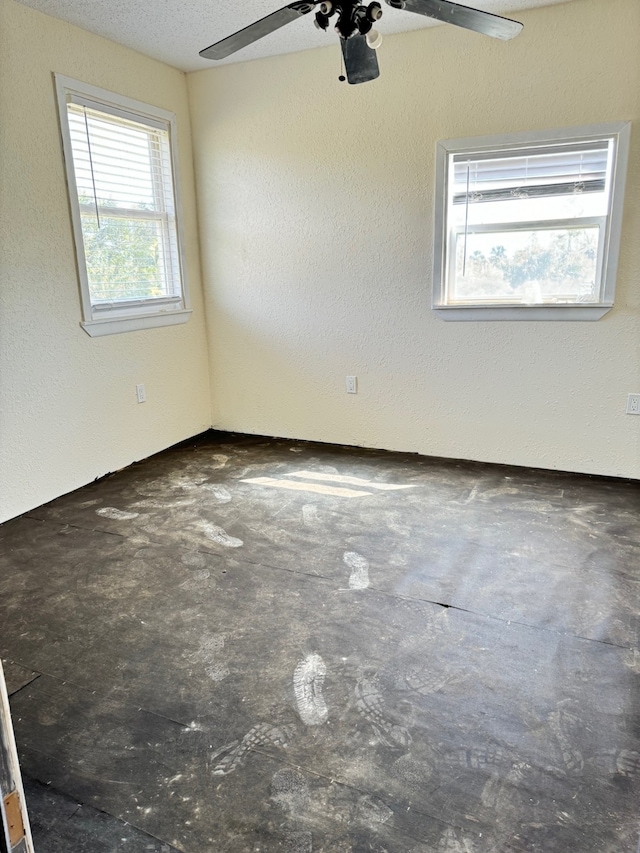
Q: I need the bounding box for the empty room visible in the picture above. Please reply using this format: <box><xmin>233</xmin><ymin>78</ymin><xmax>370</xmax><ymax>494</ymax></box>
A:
<box><xmin>1</xmin><ymin>0</ymin><xmax>639</xmax><ymax>850</ymax></box>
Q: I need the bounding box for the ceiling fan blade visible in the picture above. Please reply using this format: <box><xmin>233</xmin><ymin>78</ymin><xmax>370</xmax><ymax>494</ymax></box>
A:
<box><xmin>200</xmin><ymin>1</ymin><xmax>317</xmax><ymax>60</ymax></box>
<box><xmin>393</xmin><ymin>0</ymin><xmax>522</xmax><ymax>40</ymax></box>
<box><xmin>341</xmin><ymin>35</ymin><xmax>380</xmax><ymax>84</ymax></box>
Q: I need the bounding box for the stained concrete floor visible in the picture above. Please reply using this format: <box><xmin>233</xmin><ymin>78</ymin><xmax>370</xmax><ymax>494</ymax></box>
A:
<box><xmin>1</xmin><ymin>432</ymin><xmax>639</xmax><ymax>853</ymax></box>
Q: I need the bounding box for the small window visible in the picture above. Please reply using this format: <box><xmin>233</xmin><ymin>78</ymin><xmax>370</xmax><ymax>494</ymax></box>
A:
<box><xmin>55</xmin><ymin>75</ymin><xmax>191</xmax><ymax>336</ymax></box>
<box><xmin>433</xmin><ymin>124</ymin><xmax>630</xmax><ymax>321</ymax></box>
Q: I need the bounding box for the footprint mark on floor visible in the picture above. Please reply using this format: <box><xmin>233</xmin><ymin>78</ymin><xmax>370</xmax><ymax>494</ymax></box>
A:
<box><xmin>210</xmin><ymin>454</ymin><xmax>229</xmax><ymax>469</ymax></box>
<box><xmin>96</xmin><ymin>507</ymin><xmax>139</xmax><ymax>521</ymax></box>
<box><xmin>548</xmin><ymin>704</ymin><xmax>584</xmax><ymax>775</ymax></box>
<box><xmin>189</xmin><ymin>632</ymin><xmax>228</xmax><ymax>681</ymax></box>
<box><xmin>271</xmin><ymin>767</ymin><xmax>310</xmax><ymax>813</ymax></box>
<box><xmin>211</xmin><ymin>723</ymin><xmax>295</xmax><ymax>775</ymax></box>
<box><xmin>437</xmin><ymin>826</ymin><xmax>478</xmax><ymax>852</ymax></box>
<box><xmin>355</xmin><ymin>676</ymin><xmax>411</xmax><ymax>749</ymax></box>
<box><xmin>593</xmin><ymin>749</ymin><xmax>640</xmax><ymax>778</ymax></box>
<box><xmin>302</xmin><ymin>504</ymin><xmax>319</xmax><ymax>526</ymax></box>
<box><xmin>205</xmin><ymin>663</ymin><xmax>230</xmax><ymax>682</ymax></box>
<box><xmin>181</xmin><ymin>552</ymin><xmax>208</xmax><ymax>568</ymax></box>
<box><xmin>180</xmin><ymin>567</ymin><xmax>211</xmax><ymax>590</ymax></box>
<box><xmin>197</xmin><ymin>521</ymin><xmax>243</xmax><ymax>548</ymax></box>
<box><xmin>281</xmin><ymin>832</ymin><xmax>312</xmax><ymax>853</ymax></box>
<box><xmin>343</xmin><ymin>551</ymin><xmax>370</xmax><ymax>590</ymax></box>
<box><xmin>293</xmin><ymin>653</ymin><xmax>328</xmax><ymax>726</ymax></box>
<box><xmin>441</xmin><ymin>745</ymin><xmax>511</xmax><ymax>770</ymax></box>
<box><xmin>403</xmin><ymin>665</ymin><xmax>459</xmax><ymax>696</ymax></box>
<box><xmin>392</xmin><ymin>753</ymin><xmax>434</xmax><ymax>789</ymax></box>
<box><xmin>203</xmin><ymin>484</ymin><xmax>232</xmax><ymax>502</ymax></box>
<box><xmin>354</xmin><ymin>794</ymin><xmax>393</xmax><ymax>828</ymax></box>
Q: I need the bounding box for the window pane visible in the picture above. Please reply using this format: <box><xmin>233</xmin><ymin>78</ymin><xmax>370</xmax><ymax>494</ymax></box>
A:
<box><xmin>451</xmin><ymin>226</ymin><xmax>600</xmax><ymax>304</ymax></box>
<box><xmin>68</xmin><ymin>109</ymin><xmax>164</xmax><ymax>212</ymax></box>
<box><xmin>451</xmin><ymin>191</ymin><xmax>608</xmax><ymax>229</ymax></box>
<box><xmin>81</xmin><ymin>213</ymin><xmax>177</xmax><ymax>303</ymax></box>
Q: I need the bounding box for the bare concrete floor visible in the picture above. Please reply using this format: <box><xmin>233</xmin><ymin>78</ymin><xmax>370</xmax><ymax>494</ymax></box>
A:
<box><xmin>1</xmin><ymin>432</ymin><xmax>639</xmax><ymax>853</ymax></box>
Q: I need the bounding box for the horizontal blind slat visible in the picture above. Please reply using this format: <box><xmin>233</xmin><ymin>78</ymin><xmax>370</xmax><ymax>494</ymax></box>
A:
<box><xmin>452</xmin><ymin>142</ymin><xmax>611</xmax><ymax>197</ymax></box>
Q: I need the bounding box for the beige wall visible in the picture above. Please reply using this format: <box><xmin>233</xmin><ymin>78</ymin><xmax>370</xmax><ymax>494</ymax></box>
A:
<box><xmin>188</xmin><ymin>0</ymin><xmax>640</xmax><ymax>479</ymax></box>
<box><xmin>1</xmin><ymin>0</ymin><xmax>638</xmax><ymax>526</ymax></box>
<box><xmin>0</xmin><ymin>0</ymin><xmax>211</xmax><ymax>523</ymax></box>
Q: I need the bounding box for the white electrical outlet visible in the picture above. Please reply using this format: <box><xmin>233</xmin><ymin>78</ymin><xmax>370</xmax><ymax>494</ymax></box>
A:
<box><xmin>626</xmin><ymin>393</ymin><xmax>640</xmax><ymax>415</ymax></box>
<box><xmin>346</xmin><ymin>376</ymin><xmax>358</xmax><ymax>394</ymax></box>
<box><xmin>136</xmin><ymin>384</ymin><xmax>146</xmax><ymax>404</ymax></box>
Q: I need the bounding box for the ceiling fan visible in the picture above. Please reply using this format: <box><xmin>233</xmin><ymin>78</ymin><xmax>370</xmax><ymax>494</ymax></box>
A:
<box><xmin>200</xmin><ymin>0</ymin><xmax>523</xmax><ymax>85</ymax></box>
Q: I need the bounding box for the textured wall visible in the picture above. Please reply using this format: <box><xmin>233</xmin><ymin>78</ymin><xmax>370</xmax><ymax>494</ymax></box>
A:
<box><xmin>189</xmin><ymin>0</ymin><xmax>640</xmax><ymax>479</ymax></box>
<box><xmin>0</xmin><ymin>0</ymin><xmax>211</xmax><ymax>523</ymax></box>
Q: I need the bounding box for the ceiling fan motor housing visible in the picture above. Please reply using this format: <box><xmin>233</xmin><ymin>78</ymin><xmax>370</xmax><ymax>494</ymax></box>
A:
<box><xmin>332</xmin><ymin>0</ymin><xmax>384</xmax><ymax>39</ymax></box>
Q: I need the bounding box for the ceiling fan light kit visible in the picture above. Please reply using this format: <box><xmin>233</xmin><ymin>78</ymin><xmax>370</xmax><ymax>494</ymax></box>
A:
<box><xmin>366</xmin><ymin>28</ymin><xmax>383</xmax><ymax>48</ymax></box>
<box><xmin>200</xmin><ymin>0</ymin><xmax>523</xmax><ymax>84</ymax></box>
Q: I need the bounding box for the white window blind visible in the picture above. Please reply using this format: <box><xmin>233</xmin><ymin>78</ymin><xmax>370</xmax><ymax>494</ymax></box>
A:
<box><xmin>452</xmin><ymin>140</ymin><xmax>612</xmax><ymax>205</ymax></box>
<box><xmin>66</xmin><ymin>100</ymin><xmax>182</xmax><ymax>307</ymax></box>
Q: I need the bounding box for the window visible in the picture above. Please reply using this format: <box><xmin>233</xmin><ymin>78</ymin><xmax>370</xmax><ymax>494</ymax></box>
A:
<box><xmin>433</xmin><ymin>123</ymin><xmax>630</xmax><ymax>320</ymax></box>
<box><xmin>55</xmin><ymin>75</ymin><xmax>191</xmax><ymax>336</ymax></box>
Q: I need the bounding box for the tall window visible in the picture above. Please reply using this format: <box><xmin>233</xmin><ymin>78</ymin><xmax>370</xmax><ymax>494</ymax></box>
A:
<box><xmin>55</xmin><ymin>76</ymin><xmax>190</xmax><ymax>336</ymax></box>
<box><xmin>433</xmin><ymin>124</ymin><xmax>630</xmax><ymax>321</ymax></box>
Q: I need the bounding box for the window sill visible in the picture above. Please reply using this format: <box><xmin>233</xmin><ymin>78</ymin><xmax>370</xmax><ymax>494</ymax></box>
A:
<box><xmin>81</xmin><ymin>309</ymin><xmax>192</xmax><ymax>337</ymax></box>
<box><xmin>433</xmin><ymin>304</ymin><xmax>613</xmax><ymax>322</ymax></box>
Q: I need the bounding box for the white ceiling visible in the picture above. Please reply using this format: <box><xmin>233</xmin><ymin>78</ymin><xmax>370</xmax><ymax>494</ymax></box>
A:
<box><xmin>16</xmin><ymin>0</ymin><xmax>574</xmax><ymax>72</ymax></box>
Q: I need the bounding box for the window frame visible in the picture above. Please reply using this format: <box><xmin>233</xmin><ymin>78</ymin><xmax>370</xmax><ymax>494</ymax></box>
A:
<box><xmin>54</xmin><ymin>74</ymin><xmax>192</xmax><ymax>337</ymax></box>
<box><xmin>432</xmin><ymin>123</ymin><xmax>631</xmax><ymax>321</ymax></box>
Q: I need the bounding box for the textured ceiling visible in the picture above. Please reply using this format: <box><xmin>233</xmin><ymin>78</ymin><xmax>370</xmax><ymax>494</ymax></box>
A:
<box><xmin>15</xmin><ymin>0</ymin><xmax>574</xmax><ymax>72</ymax></box>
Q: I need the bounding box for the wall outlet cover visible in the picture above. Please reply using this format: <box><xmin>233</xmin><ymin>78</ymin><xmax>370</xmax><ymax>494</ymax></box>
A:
<box><xmin>626</xmin><ymin>393</ymin><xmax>640</xmax><ymax>414</ymax></box>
